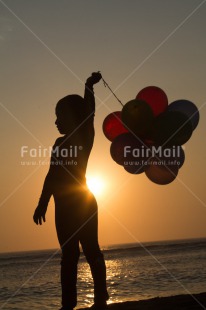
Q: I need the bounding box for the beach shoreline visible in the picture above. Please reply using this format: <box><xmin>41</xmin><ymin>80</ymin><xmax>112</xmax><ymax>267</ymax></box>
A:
<box><xmin>78</xmin><ymin>292</ymin><xmax>206</xmax><ymax>309</ymax></box>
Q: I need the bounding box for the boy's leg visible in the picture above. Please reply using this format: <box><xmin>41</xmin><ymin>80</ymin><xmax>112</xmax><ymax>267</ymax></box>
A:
<box><xmin>60</xmin><ymin>241</ymin><xmax>80</xmax><ymax>308</ymax></box>
<box><xmin>80</xmin><ymin>196</ymin><xmax>109</xmax><ymax>305</ymax></box>
<box><xmin>55</xmin><ymin>203</ymin><xmax>81</xmax><ymax>309</ymax></box>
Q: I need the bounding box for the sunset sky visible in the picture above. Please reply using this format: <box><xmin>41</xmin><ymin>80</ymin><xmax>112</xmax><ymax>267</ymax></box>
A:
<box><xmin>0</xmin><ymin>0</ymin><xmax>206</xmax><ymax>253</ymax></box>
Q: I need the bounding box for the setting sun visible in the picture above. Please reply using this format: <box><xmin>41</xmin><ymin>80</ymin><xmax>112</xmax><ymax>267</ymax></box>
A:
<box><xmin>86</xmin><ymin>176</ymin><xmax>105</xmax><ymax>196</ymax></box>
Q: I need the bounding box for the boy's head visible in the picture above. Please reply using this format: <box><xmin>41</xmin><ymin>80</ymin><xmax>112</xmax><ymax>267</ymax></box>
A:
<box><xmin>55</xmin><ymin>95</ymin><xmax>88</xmax><ymax>135</ymax></box>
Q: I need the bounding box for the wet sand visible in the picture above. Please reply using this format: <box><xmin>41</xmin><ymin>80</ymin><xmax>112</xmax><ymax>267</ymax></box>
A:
<box><xmin>79</xmin><ymin>292</ymin><xmax>206</xmax><ymax>309</ymax></box>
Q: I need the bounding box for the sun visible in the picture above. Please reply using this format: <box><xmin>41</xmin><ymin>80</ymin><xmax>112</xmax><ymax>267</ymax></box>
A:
<box><xmin>86</xmin><ymin>176</ymin><xmax>105</xmax><ymax>196</ymax></box>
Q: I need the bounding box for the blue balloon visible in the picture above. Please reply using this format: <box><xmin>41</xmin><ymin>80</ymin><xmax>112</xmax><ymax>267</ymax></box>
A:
<box><xmin>168</xmin><ymin>100</ymin><xmax>199</xmax><ymax>130</ymax></box>
<box><xmin>154</xmin><ymin>111</ymin><xmax>193</xmax><ymax>146</ymax></box>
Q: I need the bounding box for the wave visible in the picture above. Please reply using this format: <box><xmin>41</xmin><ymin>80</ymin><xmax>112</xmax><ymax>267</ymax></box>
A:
<box><xmin>0</xmin><ymin>238</ymin><xmax>205</xmax><ymax>267</ymax></box>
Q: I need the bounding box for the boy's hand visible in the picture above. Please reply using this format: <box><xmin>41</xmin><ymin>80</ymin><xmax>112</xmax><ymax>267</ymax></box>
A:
<box><xmin>33</xmin><ymin>204</ymin><xmax>47</xmax><ymax>225</ymax></box>
<box><xmin>86</xmin><ymin>72</ymin><xmax>102</xmax><ymax>86</ymax></box>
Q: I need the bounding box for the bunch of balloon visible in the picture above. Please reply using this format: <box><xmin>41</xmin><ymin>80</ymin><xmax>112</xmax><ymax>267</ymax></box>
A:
<box><xmin>102</xmin><ymin>86</ymin><xmax>199</xmax><ymax>185</ymax></box>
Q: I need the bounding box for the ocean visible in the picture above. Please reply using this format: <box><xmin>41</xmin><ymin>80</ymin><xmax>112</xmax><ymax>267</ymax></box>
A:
<box><xmin>0</xmin><ymin>238</ymin><xmax>206</xmax><ymax>309</ymax></box>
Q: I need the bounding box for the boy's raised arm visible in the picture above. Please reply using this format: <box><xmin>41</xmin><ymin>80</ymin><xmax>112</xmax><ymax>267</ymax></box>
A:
<box><xmin>84</xmin><ymin>72</ymin><xmax>102</xmax><ymax>116</ymax></box>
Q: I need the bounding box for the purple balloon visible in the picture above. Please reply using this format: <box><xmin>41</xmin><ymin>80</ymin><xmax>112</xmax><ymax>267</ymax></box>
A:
<box><xmin>176</xmin><ymin>146</ymin><xmax>185</xmax><ymax>169</ymax></box>
<box><xmin>110</xmin><ymin>133</ymin><xmax>150</xmax><ymax>167</ymax></box>
<box><xmin>145</xmin><ymin>158</ymin><xmax>179</xmax><ymax>185</ymax></box>
<box><xmin>168</xmin><ymin>100</ymin><xmax>199</xmax><ymax>130</ymax></box>
<box><xmin>124</xmin><ymin>163</ymin><xmax>145</xmax><ymax>174</ymax></box>
<box><xmin>149</xmin><ymin>145</ymin><xmax>185</xmax><ymax>169</ymax></box>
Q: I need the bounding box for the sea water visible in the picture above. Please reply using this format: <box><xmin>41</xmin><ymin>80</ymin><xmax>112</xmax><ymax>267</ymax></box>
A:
<box><xmin>0</xmin><ymin>238</ymin><xmax>206</xmax><ymax>309</ymax></box>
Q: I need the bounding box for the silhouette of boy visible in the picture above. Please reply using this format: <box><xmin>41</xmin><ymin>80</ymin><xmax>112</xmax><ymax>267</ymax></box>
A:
<box><xmin>33</xmin><ymin>72</ymin><xmax>109</xmax><ymax>310</ymax></box>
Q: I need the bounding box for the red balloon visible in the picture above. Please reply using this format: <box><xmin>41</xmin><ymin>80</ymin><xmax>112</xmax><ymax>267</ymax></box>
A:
<box><xmin>103</xmin><ymin>111</ymin><xmax>128</xmax><ymax>141</ymax></box>
<box><xmin>136</xmin><ymin>86</ymin><xmax>168</xmax><ymax>117</ymax></box>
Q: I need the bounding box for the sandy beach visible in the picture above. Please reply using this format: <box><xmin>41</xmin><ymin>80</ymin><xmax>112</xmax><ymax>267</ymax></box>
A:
<box><xmin>79</xmin><ymin>293</ymin><xmax>206</xmax><ymax>309</ymax></box>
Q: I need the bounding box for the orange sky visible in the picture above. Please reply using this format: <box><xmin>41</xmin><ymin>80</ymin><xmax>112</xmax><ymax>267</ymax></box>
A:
<box><xmin>0</xmin><ymin>0</ymin><xmax>206</xmax><ymax>253</ymax></box>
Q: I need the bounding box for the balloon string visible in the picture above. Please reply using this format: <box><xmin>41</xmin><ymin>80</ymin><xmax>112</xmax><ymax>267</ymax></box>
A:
<box><xmin>101</xmin><ymin>77</ymin><xmax>124</xmax><ymax>107</ymax></box>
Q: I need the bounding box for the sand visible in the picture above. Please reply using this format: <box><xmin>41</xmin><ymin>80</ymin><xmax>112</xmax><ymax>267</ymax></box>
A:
<box><xmin>78</xmin><ymin>292</ymin><xmax>206</xmax><ymax>309</ymax></box>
